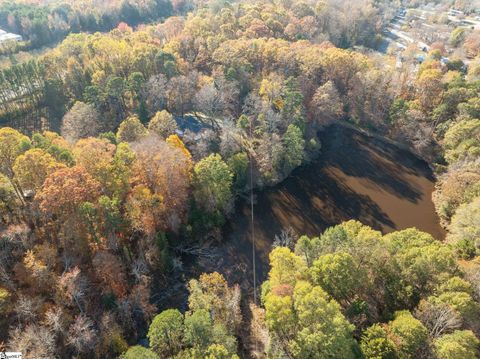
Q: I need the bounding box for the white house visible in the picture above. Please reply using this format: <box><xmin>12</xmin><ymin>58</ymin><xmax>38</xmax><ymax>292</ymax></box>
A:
<box><xmin>0</xmin><ymin>29</ymin><xmax>22</xmax><ymax>44</ymax></box>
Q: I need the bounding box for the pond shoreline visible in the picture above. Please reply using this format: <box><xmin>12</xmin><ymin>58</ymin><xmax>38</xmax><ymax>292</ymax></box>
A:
<box><xmin>154</xmin><ymin>124</ymin><xmax>445</xmax><ymax>314</ymax></box>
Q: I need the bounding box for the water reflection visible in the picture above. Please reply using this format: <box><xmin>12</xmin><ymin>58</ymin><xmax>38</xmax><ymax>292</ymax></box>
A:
<box><xmin>157</xmin><ymin>124</ymin><xmax>445</xmax><ymax>307</ymax></box>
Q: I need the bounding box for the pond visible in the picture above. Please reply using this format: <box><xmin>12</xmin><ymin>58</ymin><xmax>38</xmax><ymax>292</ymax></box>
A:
<box><xmin>157</xmin><ymin>124</ymin><xmax>445</xmax><ymax>307</ymax></box>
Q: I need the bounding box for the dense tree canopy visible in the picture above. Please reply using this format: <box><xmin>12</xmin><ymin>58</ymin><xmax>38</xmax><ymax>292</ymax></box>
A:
<box><xmin>434</xmin><ymin>330</ymin><xmax>480</xmax><ymax>359</ymax></box>
<box><xmin>131</xmin><ymin>272</ymin><xmax>240</xmax><ymax>358</ymax></box>
<box><xmin>0</xmin><ymin>124</ymin><xmax>223</xmax><ymax>357</ymax></box>
<box><xmin>192</xmin><ymin>153</ymin><xmax>233</xmax><ymax>227</ymax></box>
<box><xmin>0</xmin><ymin>0</ymin><xmax>174</xmax><ymax>49</ymax></box>
<box><xmin>0</xmin><ymin>0</ymin><xmax>479</xmax><ymax>358</ymax></box>
<box><xmin>448</xmin><ymin>197</ymin><xmax>480</xmax><ymax>258</ymax></box>
<box><xmin>260</xmin><ymin>221</ymin><xmax>480</xmax><ymax>358</ymax></box>
<box><xmin>147</xmin><ymin>309</ymin><xmax>184</xmax><ymax>356</ymax></box>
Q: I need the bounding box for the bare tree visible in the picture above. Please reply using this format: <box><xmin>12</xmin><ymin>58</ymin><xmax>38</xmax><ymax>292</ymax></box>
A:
<box><xmin>273</xmin><ymin>227</ymin><xmax>298</xmax><ymax>250</ymax></box>
<box><xmin>57</xmin><ymin>266</ymin><xmax>88</xmax><ymax>313</ymax></box>
<box><xmin>415</xmin><ymin>300</ymin><xmax>462</xmax><ymax>338</ymax></box>
<box><xmin>67</xmin><ymin>315</ymin><xmax>97</xmax><ymax>354</ymax></box>
<box><xmin>310</xmin><ymin>81</ymin><xmax>343</xmax><ymax>125</ymax></box>
<box><xmin>219</xmin><ymin>119</ymin><xmax>242</xmax><ymax>158</ymax></box>
<box><xmin>142</xmin><ymin>74</ymin><xmax>168</xmax><ymax>114</ymax></box>
<box><xmin>43</xmin><ymin>306</ymin><xmax>65</xmax><ymax>335</ymax></box>
<box><xmin>131</xmin><ymin>256</ymin><xmax>150</xmax><ymax>284</ymax></box>
<box><xmin>128</xmin><ymin>281</ymin><xmax>156</xmax><ymax>323</ymax></box>
<box><xmin>8</xmin><ymin>324</ymin><xmax>56</xmax><ymax>359</ymax></box>
<box><xmin>255</xmin><ymin>132</ymin><xmax>284</xmax><ymax>184</ymax></box>
<box><xmin>167</xmin><ymin>73</ymin><xmax>198</xmax><ymax>116</ymax></box>
<box><xmin>184</xmin><ymin>129</ymin><xmax>218</xmax><ymax>161</ymax></box>
<box><xmin>0</xmin><ymin>224</ymin><xmax>30</xmax><ymax>289</ymax></box>
<box><xmin>464</xmin><ymin>265</ymin><xmax>480</xmax><ymax>302</ymax></box>
<box><xmin>14</xmin><ymin>295</ymin><xmax>42</xmax><ymax>324</ymax></box>
<box><xmin>61</xmin><ymin>101</ymin><xmax>102</xmax><ymax>143</ymax></box>
<box><xmin>216</xmin><ymin>76</ymin><xmax>240</xmax><ymax>117</ymax></box>
<box><xmin>194</xmin><ymin>82</ymin><xmax>225</xmax><ymax>117</ymax></box>
<box><xmin>226</xmin><ymin>284</ymin><xmax>243</xmax><ymax>334</ymax></box>
<box><xmin>194</xmin><ymin>76</ymin><xmax>240</xmax><ymax>119</ymax></box>
<box><xmin>116</xmin><ymin>279</ymin><xmax>155</xmax><ymax>335</ymax></box>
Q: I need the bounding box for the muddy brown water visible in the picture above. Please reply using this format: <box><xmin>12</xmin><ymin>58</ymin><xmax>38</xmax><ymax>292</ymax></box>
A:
<box><xmin>157</xmin><ymin>124</ymin><xmax>445</xmax><ymax>308</ymax></box>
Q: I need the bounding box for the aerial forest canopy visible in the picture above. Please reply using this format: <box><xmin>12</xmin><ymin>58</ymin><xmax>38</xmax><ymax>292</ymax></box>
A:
<box><xmin>0</xmin><ymin>0</ymin><xmax>479</xmax><ymax>358</ymax></box>
<box><xmin>0</xmin><ymin>0</ymin><xmax>174</xmax><ymax>50</ymax></box>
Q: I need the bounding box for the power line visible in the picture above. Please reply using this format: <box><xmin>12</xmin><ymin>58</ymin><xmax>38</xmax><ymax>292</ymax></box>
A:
<box><xmin>249</xmin><ymin>118</ymin><xmax>257</xmax><ymax>306</ymax></box>
<box><xmin>249</xmin><ymin>117</ymin><xmax>259</xmax><ymax>357</ymax></box>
